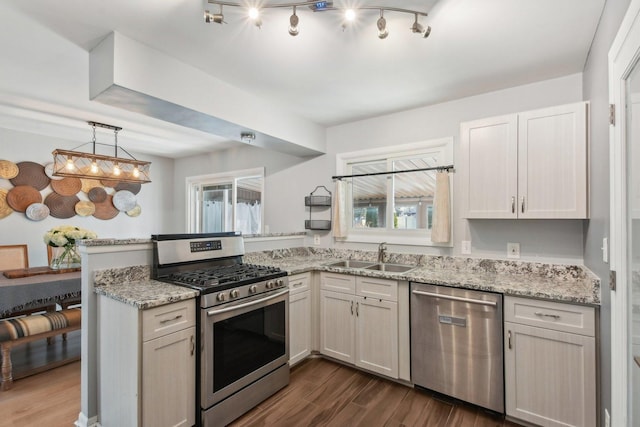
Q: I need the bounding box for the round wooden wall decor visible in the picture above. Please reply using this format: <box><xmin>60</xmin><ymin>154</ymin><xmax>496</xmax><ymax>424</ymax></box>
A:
<box><xmin>0</xmin><ymin>160</ymin><xmax>19</xmax><ymax>179</ymax></box>
<box><xmin>0</xmin><ymin>189</ymin><xmax>13</xmax><ymax>219</ymax></box>
<box><xmin>93</xmin><ymin>195</ymin><xmax>119</xmax><ymax>220</ymax></box>
<box><xmin>88</xmin><ymin>187</ymin><xmax>108</xmax><ymax>203</ymax></box>
<box><xmin>26</xmin><ymin>203</ymin><xmax>50</xmax><ymax>221</ymax></box>
<box><xmin>6</xmin><ymin>185</ymin><xmax>42</xmax><ymax>212</ymax></box>
<box><xmin>75</xmin><ymin>200</ymin><xmax>96</xmax><ymax>217</ymax></box>
<box><xmin>81</xmin><ymin>178</ymin><xmax>102</xmax><ymax>194</ymax></box>
<box><xmin>51</xmin><ymin>177</ymin><xmax>82</xmax><ymax>196</ymax></box>
<box><xmin>44</xmin><ymin>192</ymin><xmax>80</xmax><ymax>219</ymax></box>
<box><xmin>10</xmin><ymin>161</ymin><xmax>50</xmax><ymax>190</ymax></box>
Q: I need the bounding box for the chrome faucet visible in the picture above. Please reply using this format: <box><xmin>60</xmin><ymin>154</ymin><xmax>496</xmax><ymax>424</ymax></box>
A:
<box><xmin>378</xmin><ymin>242</ymin><xmax>387</xmax><ymax>263</ymax></box>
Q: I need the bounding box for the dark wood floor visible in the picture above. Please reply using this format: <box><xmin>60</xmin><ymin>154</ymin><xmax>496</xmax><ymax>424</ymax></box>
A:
<box><xmin>232</xmin><ymin>357</ymin><xmax>521</xmax><ymax>427</ymax></box>
<box><xmin>1</xmin><ymin>338</ymin><xmax>521</xmax><ymax>427</ymax></box>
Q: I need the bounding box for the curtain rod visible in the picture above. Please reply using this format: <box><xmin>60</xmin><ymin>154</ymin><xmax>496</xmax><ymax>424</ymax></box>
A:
<box><xmin>332</xmin><ymin>165</ymin><xmax>454</xmax><ymax>181</ymax></box>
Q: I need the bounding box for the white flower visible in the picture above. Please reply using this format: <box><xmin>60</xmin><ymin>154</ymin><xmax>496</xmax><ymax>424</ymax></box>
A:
<box><xmin>44</xmin><ymin>225</ymin><xmax>97</xmax><ymax>247</ymax></box>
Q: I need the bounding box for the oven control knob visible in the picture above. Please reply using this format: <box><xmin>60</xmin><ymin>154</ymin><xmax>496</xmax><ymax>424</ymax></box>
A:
<box><xmin>266</xmin><ymin>281</ymin><xmax>274</xmax><ymax>289</ymax></box>
<box><xmin>249</xmin><ymin>285</ymin><xmax>258</xmax><ymax>294</ymax></box>
<box><xmin>276</xmin><ymin>279</ymin><xmax>284</xmax><ymax>287</ymax></box>
<box><xmin>230</xmin><ymin>289</ymin><xmax>240</xmax><ymax>298</ymax></box>
<box><xmin>216</xmin><ymin>293</ymin><xmax>226</xmax><ymax>302</ymax></box>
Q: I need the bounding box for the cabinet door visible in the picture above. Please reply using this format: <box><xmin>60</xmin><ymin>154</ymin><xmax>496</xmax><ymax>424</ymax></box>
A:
<box><xmin>142</xmin><ymin>327</ymin><xmax>196</xmax><ymax>427</ymax></box>
<box><xmin>504</xmin><ymin>322</ymin><xmax>596</xmax><ymax>427</ymax></box>
<box><xmin>460</xmin><ymin>114</ymin><xmax>518</xmax><ymax>218</ymax></box>
<box><xmin>320</xmin><ymin>290</ymin><xmax>355</xmax><ymax>363</ymax></box>
<box><xmin>518</xmin><ymin>102</ymin><xmax>588</xmax><ymax>219</ymax></box>
<box><xmin>289</xmin><ymin>290</ymin><xmax>311</xmax><ymax>366</ymax></box>
<box><xmin>355</xmin><ymin>296</ymin><xmax>398</xmax><ymax>378</ymax></box>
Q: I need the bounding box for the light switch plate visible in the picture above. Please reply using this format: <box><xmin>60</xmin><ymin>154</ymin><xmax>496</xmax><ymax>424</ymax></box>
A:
<box><xmin>461</xmin><ymin>240</ymin><xmax>471</xmax><ymax>255</ymax></box>
<box><xmin>602</xmin><ymin>237</ymin><xmax>608</xmax><ymax>263</ymax></box>
<box><xmin>313</xmin><ymin>234</ymin><xmax>320</xmax><ymax>245</ymax></box>
<box><xmin>507</xmin><ymin>242</ymin><xmax>520</xmax><ymax>259</ymax></box>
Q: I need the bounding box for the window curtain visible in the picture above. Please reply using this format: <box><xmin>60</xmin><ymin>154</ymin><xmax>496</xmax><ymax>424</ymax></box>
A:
<box><xmin>333</xmin><ymin>180</ymin><xmax>348</xmax><ymax>238</ymax></box>
<box><xmin>431</xmin><ymin>171</ymin><xmax>451</xmax><ymax>243</ymax></box>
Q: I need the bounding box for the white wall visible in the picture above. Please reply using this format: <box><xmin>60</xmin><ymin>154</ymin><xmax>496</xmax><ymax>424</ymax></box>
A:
<box><xmin>176</xmin><ymin>73</ymin><xmax>586</xmax><ymax>264</ymax></box>
<box><xmin>582</xmin><ymin>0</ymin><xmax>632</xmax><ymax>424</ymax></box>
<box><xmin>0</xmin><ymin>127</ymin><xmax>176</xmax><ymax>266</ymax></box>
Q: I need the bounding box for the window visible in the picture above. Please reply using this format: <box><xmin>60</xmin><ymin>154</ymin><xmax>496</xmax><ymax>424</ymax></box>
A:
<box><xmin>336</xmin><ymin>138</ymin><xmax>453</xmax><ymax>246</ymax></box>
<box><xmin>187</xmin><ymin>168</ymin><xmax>264</xmax><ymax>235</ymax></box>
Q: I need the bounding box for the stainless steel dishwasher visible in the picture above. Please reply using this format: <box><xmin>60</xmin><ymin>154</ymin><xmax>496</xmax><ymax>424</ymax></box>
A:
<box><xmin>410</xmin><ymin>283</ymin><xmax>504</xmax><ymax>413</ymax></box>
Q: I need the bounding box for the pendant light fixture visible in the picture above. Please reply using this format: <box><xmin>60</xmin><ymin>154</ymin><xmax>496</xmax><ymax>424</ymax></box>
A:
<box><xmin>204</xmin><ymin>1</ymin><xmax>430</xmax><ymax>40</ymax></box>
<box><xmin>52</xmin><ymin>121</ymin><xmax>151</xmax><ymax>184</ymax></box>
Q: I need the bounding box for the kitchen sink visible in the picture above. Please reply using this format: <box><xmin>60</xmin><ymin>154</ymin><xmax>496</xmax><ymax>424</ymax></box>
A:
<box><xmin>364</xmin><ymin>263</ymin><xmax>416</xmax><ymax>273</ymax></box>
<box><xmin>325</xmin><ymin>260</ymin><xmax>376</xmax><ymax>269</ymax></box>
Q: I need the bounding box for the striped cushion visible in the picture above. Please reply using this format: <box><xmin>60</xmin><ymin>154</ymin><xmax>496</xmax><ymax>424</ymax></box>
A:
<box><xmin>0</xmin><ymin>308</ymin><xmax>81</xmax><ymax>343</ymax></box>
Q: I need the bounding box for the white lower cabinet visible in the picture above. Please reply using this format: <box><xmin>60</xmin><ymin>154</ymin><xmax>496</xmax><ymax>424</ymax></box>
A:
<box><xmin>319</xmin><ymin>273</ymin><xmax>398</xmax><ymax>378</ymax></box>
<box><xmin>289</xmin><ymin>272</ymin><xmax>312</xmax><ymax>366</ymax></box>
<box><xmin>504</xmin><ymin>296</ymin><xmax>596</xmax><ymax>427</ymax></box>
<box><xmin>98</xmin><ymin>296</ymin><xmax>196</xmax><ymax>427</ymax></box>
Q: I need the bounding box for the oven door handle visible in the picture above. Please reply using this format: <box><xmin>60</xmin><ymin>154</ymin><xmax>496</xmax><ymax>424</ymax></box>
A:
<box><xmin>206</xmin><ymin>289</ymin><xmax>289</xmax><ymax>316</ymax></box>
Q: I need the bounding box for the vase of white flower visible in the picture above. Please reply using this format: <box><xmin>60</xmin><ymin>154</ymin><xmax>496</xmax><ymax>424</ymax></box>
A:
<box><xmin>44</xmin><ymin>225</ymin><xmax>97</xmax><ymax>270</ymax></box>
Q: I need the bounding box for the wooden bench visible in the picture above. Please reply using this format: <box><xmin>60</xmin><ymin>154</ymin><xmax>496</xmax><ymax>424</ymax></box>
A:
<box><xmin>0</xmin><ymin>308</ymin><xmax>81</xmax><ymax>390</ymax></box>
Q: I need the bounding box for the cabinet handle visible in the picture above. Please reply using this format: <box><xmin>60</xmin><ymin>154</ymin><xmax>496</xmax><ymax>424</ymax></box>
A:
<box><xmin>534</xmin><ymin>311</ymin><xmax>560</xmax><ymax>320</ymax></box>
<box><xmin>160</xmin><ymin>314</ymin><xmax>183</xmax><ymax>324</ymax></box>
<box><xmin>292</xmin><ymin>281</ymin><xmax>304</xmax><ymax>287</ymax></box>
<box><xmin>190</xmin><ymin>335</ymin><xmax>195</xmax><ymax>356</ymax></box>
<box><xmin>521</xmin><ymin>196</ymin><xmax>525</xmax><ymax>214</ymax></box>
<box><xmin>508</xmin><ymin>330</ymin><xmax>512</xmax><ymax>349</ymax></box>
<box><xmin>351</xmin><ymin>301</ymin><xmax>354</xmax><ymax>315</ymax></box>
<box><xmin>356</xmin><ymin>302</ymin><xmax>359</xmax><ymax>317</ymax></box>
<box><xmin>511</xmin><ymin>196</ymin><xmax>515</xmax><ymax>214</ymax></box>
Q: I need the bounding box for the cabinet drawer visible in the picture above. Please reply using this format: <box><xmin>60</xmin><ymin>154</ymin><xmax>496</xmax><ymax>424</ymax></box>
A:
<box><xmin>356</xmin><ymin>277</ymin><xmax>397</xmax><ymax>302</ymax></box>
<box><xmin>505</xmin><ymin>296</ymin><xmax>595</xmax><ymax>337</ymax></box>
<box><xmin>321</xmin><ymin>272</ymin><xmax>356</xmax><ymax>294</ymax></box>
<box><xmin>289</xmin><ymin>272</ymin><xmax>311</xmax><ymax>295</ymax></box>
<box><xmin>142</xmin><ymin>299</ymin><xmax>196</xmax><ymax>342</ymax></box>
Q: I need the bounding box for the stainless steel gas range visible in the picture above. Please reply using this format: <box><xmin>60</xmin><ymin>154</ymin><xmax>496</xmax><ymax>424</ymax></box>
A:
<box><xmin>151</xmin><ymin>232</ymin><xmax>290</xmax><ymax>427</ymax></box>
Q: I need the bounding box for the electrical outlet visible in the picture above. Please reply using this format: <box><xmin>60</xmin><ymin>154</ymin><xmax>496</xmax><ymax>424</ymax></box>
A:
<box><xmin>507</xmin><ymin>242</ymin><xmax>520</xmax><ymax>259</ymax></box>
<box><xmin>461</xmin><ymin>240</ymin><xmax>471</xmax><ymax>255</ymax></box>
<box><xmin>605</xmin><ymin>409</ymin><xmax>610</xmax><ymax>427</ymax></box>
<box><xmin>313</xmin><ymin>234</ymin><xmax>320</xmax><ymax>245</ymax></box>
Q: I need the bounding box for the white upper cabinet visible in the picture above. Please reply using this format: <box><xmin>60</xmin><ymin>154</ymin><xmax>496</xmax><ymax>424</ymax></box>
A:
<box><xmin>461</xmin><ymin>102</ymin><xmax>589</xmax><ymax>219</ymax></box>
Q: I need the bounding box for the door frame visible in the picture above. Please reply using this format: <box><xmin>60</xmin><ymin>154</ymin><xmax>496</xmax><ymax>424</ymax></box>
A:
<box><xmin>609</xmin><ymin>1</ymin><xmax>640</xmax><ymax>425</ymax></box>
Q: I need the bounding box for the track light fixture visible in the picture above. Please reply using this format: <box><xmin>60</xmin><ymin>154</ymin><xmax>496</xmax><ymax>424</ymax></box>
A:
<box><xmin>204</xmin><ymin>1</ymin><xmax>429</xmax><ymax>39</ymax></box>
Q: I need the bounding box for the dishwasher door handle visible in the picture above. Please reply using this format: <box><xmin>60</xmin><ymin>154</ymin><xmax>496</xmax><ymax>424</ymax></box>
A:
<box><xmin>411</xmin><ymin>290</ymin><xmax>498</xmax><ymax>307</ymax></box>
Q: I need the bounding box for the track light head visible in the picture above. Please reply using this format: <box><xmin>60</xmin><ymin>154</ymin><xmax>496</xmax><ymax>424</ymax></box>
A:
<box><xmin>289</xmin><ymin>6</ymin><xmax>299</xmax><ymax>36</ymax></box>
<box><xmin>411</xmin><ymin>13</ymin><xmax>430</xmax><ymax>38</ymax></box>
<box><xmin>377</xmin><ymin>10</ymin><xmax>388</xmax><ymax>39</ymax></box>
<box><xmin>248</xmin><ymin>7</ymin><xmax>262</xmax><ymax>28</ymax></box>
<box><xmin>204</xmin><ymin>6</ymin><xmax>224</xmax><ymax>24</ymax></box>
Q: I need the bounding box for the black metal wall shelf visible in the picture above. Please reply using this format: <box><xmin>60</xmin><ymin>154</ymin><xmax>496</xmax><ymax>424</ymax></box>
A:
<box><xmin>305</xmin><ymin>186</ymin><xmax>332</xmax><ymax>230</ymax></box>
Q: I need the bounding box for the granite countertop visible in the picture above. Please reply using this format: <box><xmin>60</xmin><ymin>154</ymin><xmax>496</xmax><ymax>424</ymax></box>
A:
<box><xmin>93</xmin><ymin>248</ymin><xmax>601</xmax><ymax>309</ymax></box>
<box><xmin>244</xmin><ymin>249</ymin><xmax>600</xmax><ymax>306</ymax></box>
<box><xmin>93</xmin><ymin>266</ymin><xmax>198</xmax><ymax>310</ymax></box>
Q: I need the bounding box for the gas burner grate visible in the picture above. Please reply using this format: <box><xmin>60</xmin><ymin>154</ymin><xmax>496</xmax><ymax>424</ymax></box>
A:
<box><xmin>168</xmin><ymin>264</ymin><xmax>285</xmax><ymax>288</ymax></box>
